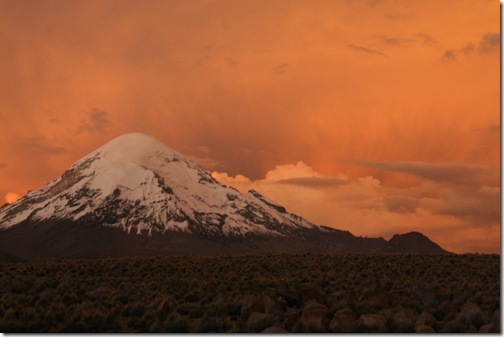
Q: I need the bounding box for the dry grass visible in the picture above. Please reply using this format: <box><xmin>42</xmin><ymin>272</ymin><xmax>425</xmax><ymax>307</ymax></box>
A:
<box><xmin>0</xmin><ymin>253</ymin><xmax>499</xmax><ymax>332</ymax></box>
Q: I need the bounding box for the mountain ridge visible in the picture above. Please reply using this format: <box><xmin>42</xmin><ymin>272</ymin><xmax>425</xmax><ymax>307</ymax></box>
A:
<box><xmin>0</xmin><ymin>133</ymin><xmax>451</xmax><ymax>259</ymax></box>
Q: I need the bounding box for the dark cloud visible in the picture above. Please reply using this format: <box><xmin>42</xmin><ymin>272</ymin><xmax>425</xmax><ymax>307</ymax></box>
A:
<box><xmin>347</xmin><ymin>44</ymin><xmax>386</xmax><ymax>56</ymax></box>
<box><xmin>184</xmin><ymin>146</ymin><xmax>223</xmax><ymax>171</ymax></box>
<box><xmin>376</xmin><ymin>35</ymin><xmax>412</xmax><ymax>47</ymax></box>
<box><xmin>385</xmin><ymin>13</ymin><xmax>411</xmax><ymax>21</ymax></box>
<box><xmin>0</xmin><ymin>163</ymin><xmax>6</xmax><ymax>169</ymax></box>
<box><xmin>21</xmin><ymin>137</ymin><xmax>67</xmax><ymax>155</ymax></box>
<box><xmin>273</xmin><ymin>63</ymin><xmax>289</xmax><ymax>74</ymax></box>
<box><xmin>486</xmin><ymin>123</ymin><xmax>500</xmax><ymax>133</ymax></box>
<box><xmin>417</xmin><ymin>33</ymin><xmax>439</xmax><ymax>47</ymax></box>
<box><xmin>458</xmin><ymin>42</ymin><xmax>475</xmax><ymax>55</ymax></box>
<box><xmin>364</xmin><ymin>0</ymin><xmax>384</xmax><ymax>8</ymax></box>
<box><xmin>78</xmin><ymin>108</ymin><xmax>112</xmax><ymax>134</ymax></box>
<box><xmin>49</xmin><ymin>117</ymin><xmax>61</xmax><ymax>124</ymax></box>
<box><xmin>353</xmin><ymin>160</ymin><xmax>487</xmax><ymax>185</ymax></box>
<box><xmin>227</xmin><ymin>57</ymin><xmax>238</xmax><ymax>68</ymax></box>
<box><xmin>477</xmin><ymin>32</ymin><xmax>500</xmax><ymax>53</ymax></box>
<box><xmin>385</xmin><ymin>195</ymin><xmax>419</xmax><ymax>214</ymax></box>
<box><xmin>441</xmin><ymin>49</ymin><xmax>456</xmax><ymax>62</ymax></box>
<box><xmin>442</xmin><ymin>33</ymin><xmax>499</xmax><ymax>61</ymax></box>
<box><xmin>276</xmin><ymin>176</ymin><xmax>347</xmax><ymax>188</ymax></box>
<box><xmin>474</xmin><ymin>123</ymin><xmax>500</xmax><ymax>137</ymax></box>
<box><xmin>435</xmin><ymin>187</ymin><xmax>499</xmax><ymax>225</ymax></box>
<box><xmin>188</xmin><ymin>155</ymin><xmax>222</xmax><ymax>170</ymax></box>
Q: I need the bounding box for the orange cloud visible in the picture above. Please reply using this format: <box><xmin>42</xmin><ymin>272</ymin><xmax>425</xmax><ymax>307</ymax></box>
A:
<box><xmin>211</xmin><ymin>172</ymin><xmax>252</xmax><ymax>193</ymax></box>
<box><xmin>4</xmin><ymin>192</ymin><xmax>21</xmax><ymax>204</ymax></box>
<box><xmin>264</xmin><ymin>162</ymin><xmax>322</xmax><ymax>181</ymax></box>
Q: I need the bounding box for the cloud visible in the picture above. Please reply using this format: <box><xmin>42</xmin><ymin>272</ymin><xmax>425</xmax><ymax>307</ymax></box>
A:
<box><xmin>227</xmin><ymin>57</ymin><xmax>238</xmax><ymax>68</ymax></box>
<box><xmin>211</xmin><ymin>171</ymin><xmax>252</xmax><ymax>193</ymax></box>
<box><xmin>196</xmin><ymin>145</ymin><xmax>210</xmax><ymax>154</ymax></box>
<box><xmin>264</xmin><ymin>161</ymin><xmax>321</xmax><ymax>181</ymax></box>
<box><xmin>486</xmin><ymin>124</ymin><xmax>500</xmax><ymax>133</ymax></box>
<box><xmin>215</xmin><ymin>160</ymin><xmax>347</xmax><ymax>191</ymax></box>
<box><xmin>273</xmin><ymin>63</ymin><xmax>289</xmax><ymax>74</ymax></box>
<box><xmin>276</xmin><ymin>176</ymin><xmax>347</xmax><ymax>188</ymax></box>
<box><xmin>347</xmin><ymin>44</ymin><xmax>386</xmax><ymax>56</ymax></box>
<box><xmin>385</xmin><ymin>195</ymin><xmax>419</xmax><ymax>214</ymax></box>
<box><xmin>385</xmin><ymin>13</ymin><xmax>411</xmax><ymax>21</ymax></box>
<box><xmin>352</xmin><ymin>160</ymin><xmax>490</xmax><ymax>186</ymax></box>
<box><xmin>434</xmin><ymin>186</ymin><xmax>500</xmax><ymax>226</ymax></box>
<box><xmin>375</xmin><ymin>35</ymin><xmax>412</xmax><ymax>47</ymax></box>
<box><xmin>441</xmin><ymin>49</ymin><xmax>457</xmax><ymax>62</ymax></box>
<box><xmin>458</xmin><ymin>42</ymin><xmax>475</xmax><ymax>55</ymax></box>
<box><xmin>188</xmin><ymin>155</ymin><xmax>222</xmax><ymax>170</ymax></box>
<box><xmin>364</xmin><ymin>0</ymin><xmax>384</xmax><ymax>8</ymax></box>
<box><xmin>21</xmin><ymin>136</ymin><xmax>67</xmax><ymax>155</ymax></box>
<box><xmin>200</xmin><ymin>43</ymin><xmax>230</xmax><ymax>61</ymax></box>
<box><xmin>417</xmin><ymin>33</ymin><xmax>439</xmax><ymax>47</ymax></box>
<box><xmin>182</xmin><ymin>145</ymin><xmax>223</xmax><ymax>170</ymax></box>
<box><xmin>0</xmin><ymin>163</ymin><xmax>6</xmax><ymax>169</ymax></box>
<box><xmin>441</xmin><ymin>33</ymin><xmax>499</xmax><ymax>61</ymax></box>
<box><xmin>212</xmin><ymin>171</ymin><xmax>251</xmax><ymax>184</ymax></box>
<box><xmin>78</xmin><ymin>108</ymin><xmax>112</xmax><ymax>134</ymax></box>
<box><xmin>4</xmin><ymin>192</ymin><xmax>21</xmax><ymax>204</ymax></box>
<box><xmin>477</xmin><ymin>32</ymin><xmax>500</xmax><ymax>53</ymax></box>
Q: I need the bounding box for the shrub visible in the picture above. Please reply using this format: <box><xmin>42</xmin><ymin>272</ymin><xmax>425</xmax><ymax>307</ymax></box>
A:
<box><xmin>156</xmin><ymin>298</ymin><xmax>171</xmax><ymax>321</ymax></box>
<box><xmin>0</xmin><ymin>254</ymin><xmax>499</xmax><ymax>333</ymax></box>
<box><xmin>132</xmin><ymin>304</ymin><xmax>146</xmax><ymax>318</ymax></box>
<box><xmin>197</xmin><ymin>318</ymin><xmax>221</xmax><ymax>332</ymax></box>
<box><xmin>165</xmin><ymin>315</ymin><xmax>189</xmax><ymax>333</ymax></box>
<box><xmin>183</xmin><ymin>292</ymin><xmax>200</xmax><ymax>303</ymax></box>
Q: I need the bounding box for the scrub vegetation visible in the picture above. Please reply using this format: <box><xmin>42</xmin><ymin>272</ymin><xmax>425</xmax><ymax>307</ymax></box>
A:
<box><xmin>0</xmin><ymin>254</ymin><xmax>499</xmax><ymax>333</ymax></box>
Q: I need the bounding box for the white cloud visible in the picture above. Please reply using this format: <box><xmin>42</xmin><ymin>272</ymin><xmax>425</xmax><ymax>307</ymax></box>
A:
<box><xmin>211</xmin><ymin>172</ymin><xmax>252</xmax><ymax>193</ymax></box>
<box><xmin>264</xmin><ymin>161</ymin><xmax>321</xmax><ymax>181</ymax></box>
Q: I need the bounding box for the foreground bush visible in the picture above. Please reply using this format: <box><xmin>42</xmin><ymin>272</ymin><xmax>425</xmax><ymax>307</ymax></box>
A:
<box><xmin>0</xmin><ymin>254</ymin><xmax>499</xmax><ymax>332</ymax></box>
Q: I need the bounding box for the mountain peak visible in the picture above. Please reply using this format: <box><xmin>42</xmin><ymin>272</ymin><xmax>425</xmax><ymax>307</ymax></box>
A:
<box><xmin>0</xmin><ymin>133</ymin><xmax>315</xmax><ymax>236</ymax></box>
<box><xmin>78</xmin><ymin>133</ymin><xmax>182</xmax><ymax>167</ymax></box>
<box><xmin>100</xmin><ymin>133</ymin><xmax>174</xmax><ymax>153</ymax></box>
<box><xmin>388</xmin><ymin>231</ymin><xmax>451</xmax><ymax>254</ymax></box>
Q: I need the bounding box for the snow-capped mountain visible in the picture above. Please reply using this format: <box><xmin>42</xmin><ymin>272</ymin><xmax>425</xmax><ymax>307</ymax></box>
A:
<box><xmin>0</xmin><ymin>133</ymin><xmax>315</xmax><ymax>237</ymax></box>
<box><xmin>0</xmin><ymin>133</ymin><xmax>450</xmax><ymax>259</ymax></box>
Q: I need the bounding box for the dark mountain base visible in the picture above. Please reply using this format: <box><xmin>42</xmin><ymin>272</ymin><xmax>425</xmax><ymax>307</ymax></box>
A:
<box><xmin>0</xmin><ymin>220</ymin><xmax>449</xmax><ymax>261</ymax></box>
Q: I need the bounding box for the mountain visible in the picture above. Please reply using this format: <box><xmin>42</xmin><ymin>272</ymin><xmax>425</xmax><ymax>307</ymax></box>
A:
<box><xmin>387</xmin><ymin>231</ymin><xmax>449</xmax><ymax>254</ymax></box>
<box><xmin>0</xmin><ymin>133</ymin><xmax>316</xmax><ymax>236</ymax></box>
<box><xmin>0</xmin><ymin>133</ymin><xmax>450</xmax><ymax>259</ymax></box>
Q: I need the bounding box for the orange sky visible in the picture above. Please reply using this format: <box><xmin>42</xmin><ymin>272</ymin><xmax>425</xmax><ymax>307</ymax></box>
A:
<box><xmin>0</xmin><ymin>0</ymin><xmax>500</xmax><ymax>253</ymax></box>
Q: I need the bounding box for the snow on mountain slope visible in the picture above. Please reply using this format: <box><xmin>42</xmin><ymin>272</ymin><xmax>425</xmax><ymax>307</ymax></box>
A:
<box><xmin>0</xmin><ymin>133</ymin><xmax>316</xmax><ymax>237</ymax></box>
